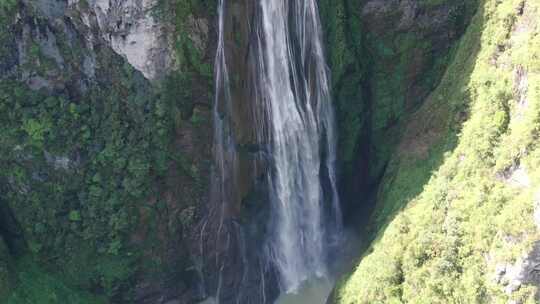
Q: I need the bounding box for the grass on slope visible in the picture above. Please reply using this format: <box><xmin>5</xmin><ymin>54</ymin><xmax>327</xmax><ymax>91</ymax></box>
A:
<box><xmin>335</xmin><ymin>0</ymin><xmax>540</xmax><ymax>303</ymax></box>
<box><xmin>7</xmin><ymin>257</ymin><xmax>106</xmax><ymax>304</ymax></box>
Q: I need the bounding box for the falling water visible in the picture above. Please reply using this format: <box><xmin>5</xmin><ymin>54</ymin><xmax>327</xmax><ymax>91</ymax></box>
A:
<box><xmin>255</xmin><ymin>0</ymin><xmax>343</xmax><ymax>293</ymax></box>
<box><xmin>210</xmin><ymin>0</ymin><xmax>235</xmax><ymax>301</ymax></box>
<box><xmin>213</xmin><ymin>0</ymin><xmax>343</xmax><ymax>298</ymax></box>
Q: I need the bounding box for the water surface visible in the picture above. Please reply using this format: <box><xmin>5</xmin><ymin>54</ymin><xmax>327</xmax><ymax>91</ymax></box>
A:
<box><xmin>274</xmin><ymin>278</ymin><xmax>334</xmax><ymax>304</ymax></box>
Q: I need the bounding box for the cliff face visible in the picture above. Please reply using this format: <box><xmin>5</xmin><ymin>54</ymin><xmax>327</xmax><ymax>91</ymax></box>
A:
<box><xmin>0</xmin><ymin>0</ymin><xmax>215</xmax><ymax>303</ymax></box>
<box><xmin>196</xmin><ymin>1</ymin><xmax>279</xmax><ymax>302</ymax></box>
<box><xmin>319</xmin><ymin>0</ymin><xmax>477</xmax><ymax>224</ymax></box>
<box><xmin>332</xmin><ymin>0</ymin><xmax>540</xmax><ymax>302</ymax></box>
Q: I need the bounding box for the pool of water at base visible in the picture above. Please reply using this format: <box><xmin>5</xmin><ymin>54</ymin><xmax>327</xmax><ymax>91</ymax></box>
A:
<box><xmin>274</xmin><ymin>277</ymin><xmax>334</xmax><ymax>304</ymax></box>
<box><xmin>197</xmin><ymin>277</ymin><xmax>334</xmax><ymax>304</ymax></box>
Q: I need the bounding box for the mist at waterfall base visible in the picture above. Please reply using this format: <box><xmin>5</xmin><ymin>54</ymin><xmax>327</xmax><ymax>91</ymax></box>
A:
<box><xmin>274</xmin><ymin>278</ymin><xmax>333</xmax><ymax>304</ymax></box>
<box><xmin>198</xmin><ymin>228</ymin><xmax>363</xmax><ymax>304</ymax></box>
<box><xmin>210</xmin><ymin>0</ymin><xmax>348</xmax><ymax>302</ymax></box>
<box><xmin>254</xmin><ymin>0</ymin><xmax>343</xmax><ymax>293</ymax></box>
<box><xmin>199</xmin><ymin>279</ymin><xmax>332</xmax><ymax>304</ymax></box>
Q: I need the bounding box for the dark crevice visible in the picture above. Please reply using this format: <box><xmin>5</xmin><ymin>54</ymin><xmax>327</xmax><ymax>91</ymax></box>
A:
<box><xmin>335</xmin><ymin>0</ymin><xmax>378</xmax><ymax>228</ymax></box>
<box><xmin>326</xmin><ymin>0</ymin><xmax>480</xmax><ymax>235</ymax></box>
<box><xmin>0</xmin><ymin>190</ymin><xmax>26</xmax><ymax>256</ymax></box>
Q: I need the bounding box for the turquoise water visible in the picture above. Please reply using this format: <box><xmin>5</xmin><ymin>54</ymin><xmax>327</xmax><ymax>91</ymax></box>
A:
<box><xmin>274</xmin><ymin>278</ymin><xmax>334</xmax><ymax>304</ymax></box>
<box><xmin>197</xmin><ymin>278</ymin><xmax>333</xmax><ymax>304</ymax></box>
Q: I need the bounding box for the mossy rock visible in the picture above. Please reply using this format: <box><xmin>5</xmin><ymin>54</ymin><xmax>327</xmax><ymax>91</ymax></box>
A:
<box><xmin>318</xmin><ymin>0</ymin><xmax>477</xmax><ymax>220</ymax></box>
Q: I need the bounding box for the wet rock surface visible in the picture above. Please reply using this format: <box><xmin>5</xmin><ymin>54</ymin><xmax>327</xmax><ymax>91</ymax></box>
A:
<box><xmin>319</xmin><ymin>0</ymin><xmax>478</xmax><ymax>227</ymax></box>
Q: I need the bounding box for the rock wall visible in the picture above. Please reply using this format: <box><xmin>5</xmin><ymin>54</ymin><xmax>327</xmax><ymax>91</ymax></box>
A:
<box><xmin>0</xmin><ymin>0</ymin><xmax>216</xmax><ymax>303</ymax></box>
<box><xmin>319</xmin><ymin>0</ymin><xmax>477</xmax><ymax>224</ymax></box>
<box><xmin>84</xmin><ymin>0</ymin><xmax>174</xmax><ymax>80</ymax></box>
<box><xmin>196</xmin><ymin>1</ymin><xmax>278</xmax><ymax>302</ymax></box>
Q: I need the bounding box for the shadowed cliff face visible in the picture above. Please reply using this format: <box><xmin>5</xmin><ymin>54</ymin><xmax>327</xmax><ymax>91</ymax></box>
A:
<box><xmin>319</xmin><ymin>0</ymin><xmax>478</xmax><ymax>226</ymax></box>
<box><xmin>0</xmin><ymin>236</ymin><xmax>13</xmax><ymax>302</ymax></box>
<box><xmin>0</xmin><ymin>199</ymin><xmax>26</xmax><ymax>256</ymax></box>
<box><xmin>195</xmin><ymin>1</ymin><xmax>278</xmax><ymax>303</ymax></box>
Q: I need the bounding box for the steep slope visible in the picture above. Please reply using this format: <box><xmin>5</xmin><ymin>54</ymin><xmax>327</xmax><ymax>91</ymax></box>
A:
<box><xmin>0</xmin><ymin>0</ymin><xmax>216</xmax><ymax>303</ymax></box>
<box><xmin>333</xmin><ymin>0</ymin><xmax>540</xmax><ymax>302</ymax></box>
<box><xmin>319</xmin><ymin>0</ymin><xmax>477</xmax><ymax>221</ymax></box>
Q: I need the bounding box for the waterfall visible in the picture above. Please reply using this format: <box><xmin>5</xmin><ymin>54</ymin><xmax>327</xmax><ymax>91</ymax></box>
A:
<box><xmin>212</xmin><ymin>0</ymin><xmax>342</xmax><ymax>299</ymax></box>
<box><xmin>255</xmin><ymin>0</ymin><xmax>342</xmax><ymax>293</ymax></box>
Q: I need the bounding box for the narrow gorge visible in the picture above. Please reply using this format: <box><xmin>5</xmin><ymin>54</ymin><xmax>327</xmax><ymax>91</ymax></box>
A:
<box><xmin>0</xmin><ymin>0</ymin><xmax>539</xmax><ymax>303</ymax></box>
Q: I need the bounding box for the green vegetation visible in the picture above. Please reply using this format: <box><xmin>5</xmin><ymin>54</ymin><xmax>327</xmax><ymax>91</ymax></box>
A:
<box><xmin>319</xmin><ymin>0</ymin><xmax>366</xmax><ymax>167</ymax></box>
<box><xmin>419</xmin><ymin>0</ymin><xmax>447</xmax><ymax>8</ymax></box>
<box><xmin>0</xmin><ymin>238</ymin><xmax>12</xmax><ymax>302</ymax></box>
<box><xmin>0</xmin><ymin>0</ymin><xmax>16</xmax><ymax>59</ymax></box>
<box><xmin>154</xmin><ymin>0</ymin><xmax>215</xmax><ymax>120</ymax></box>
<box><xmin>155</xmin><ymin>0</ymin><xmax>214</xmax><ymax>77</ymax></box>
<box><xmin>7</xmin><ymin>257</ymin><xmax>106</xmax><ymax>304</ymax></box>
<box><xmin>0</xmin><ymin>68</ymin><xmax>169</xmax><ymax>300</ymax></box>
<box><xmin>362</xmin><ymin>0</ymin><xmax>477</xmax><ymax>182</ymax></box>
<box><xmin>0</xmin><ymin>0</ymin><xmax>16</xmax><ymax>19</ymax></box>
<box><xmin>0</xmin><ymin>0</ymin><xmax>215</xmax><ymax>300</ymax></box>
<box><xmin>319</xmin><ymin>0</ymin><xmax>477</xmax><ymax>209</ymax></box>
<box><xmin>334</xmin><ymin>0</ymin><xmax>540</xmax><ymax>303</ymax></box>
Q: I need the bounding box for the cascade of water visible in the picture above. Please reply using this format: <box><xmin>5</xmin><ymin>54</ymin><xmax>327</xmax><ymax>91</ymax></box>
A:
<box><xmin>254</xmin><ymin>0</ymin><xmax>343</xmax><ymax>293</ymax></box>
<box><xmin>212</xmin><ymin>0</ymin><xmax>342</xmax><ymax>298</ymax></box>
<box><xmin>212</xmin><ymin>0</ymin><xmax>234</xmax><ymax>302</ymax></box>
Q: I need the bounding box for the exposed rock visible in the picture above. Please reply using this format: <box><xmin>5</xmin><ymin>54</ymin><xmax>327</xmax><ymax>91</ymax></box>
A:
<box><xmin>13</xmin><ymin>0</ymin><xmax>174</xmax><ymax>83</ymax></box>
<box><xmin>16</xmin><ymin>22</ymin><xmax>62</xmax><ymax>90</ymax></box>
<box><xmin>85</xmin><ymin>0</ymin><xmax>173</xmax><ymax>80</ymax></box>
<box><xmin>498</xmin><ymin>165</ymin><xmax>532</xmax><ymax>188</ymax></box>
<box><xmin>44</xmin><ymin>151</ymin><xmax>76</xmax><ymax>170</ymax></box>
<box><xmin>186</xmin><ymin>15</ymin><xmax>209</xmax><ymax>54</ymax></box>
<box><xmin>514</xmin><ymin>66</ymin><xmax>529</xmax><ymax>111</ymax></box>
<box><xmin>362</xmin><ymin>0</ymin><xmax>419</xmax><ymax>31</ymax></box>
<box><xmin>534</xmin><ymin>191</ymin><xmax>540</xmax><ymax>229</ymax></box>
<box><xmin>29</xmin><ymin>0</ymin><xmax>68</xmax><ymax>19</ymax></box>
<box><xmin>494</xmin><ymin>241</ymin><xmax>540</xmax><ymax>301</ymax></box>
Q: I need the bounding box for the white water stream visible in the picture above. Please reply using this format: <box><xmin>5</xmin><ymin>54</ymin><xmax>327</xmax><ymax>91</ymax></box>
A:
<box><xmin>213</xmin><ymin>0</ymin><xmax>343</xmax><ymax>301</ymax></box>
<box><xmin>255</xmin><ymin>0</ymin><xmax>342</xmax><ymax>293</ymax></box>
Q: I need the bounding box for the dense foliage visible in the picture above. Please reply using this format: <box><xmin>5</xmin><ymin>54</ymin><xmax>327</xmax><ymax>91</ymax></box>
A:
<box><xmin>319</xmin><ymin>0</ymin><xmax>477</xmax><ymax>222</ymax></box>
<box><xmin>0</xmin><ymin>70</ymin><xmax>171</xmax><ymax>302</ymax></box>
<box><xmin>335</xmin><ymin>0</ymin><xmax>540</xmax><ymax>302</ymax></box>
<box><xmin>0</xmin><ymin>0</ymin><xmax>213</xmax><ymax>302</ymax></box>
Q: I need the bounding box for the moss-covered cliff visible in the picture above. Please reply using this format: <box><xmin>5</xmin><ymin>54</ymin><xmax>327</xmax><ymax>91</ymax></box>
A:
<box><xmin>332</xmin><ymin>0</ymin><xmax>540</xmax><ymax>302</ymax></box>
<box><xmin>319</xmin><ymin>0</ymin><xmax>477</xmax><ymax>223</ymax></box>
<box><xmin>0</xmin><ymin>0</ymin><xmax>216</xmax><ymax>303</ymax></box>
